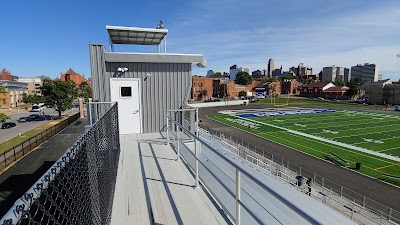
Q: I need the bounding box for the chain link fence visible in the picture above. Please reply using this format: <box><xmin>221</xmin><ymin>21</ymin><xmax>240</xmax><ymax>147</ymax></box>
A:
<box><xmin>199</xmin><ymin>123</ymin><xmax>400</xmax><ymax>225</ymax></box>
<box><xmin>1</xmin><ymin>103</ymin><xmax>120</xmax><ymax>225</ymax></box>
<box><xmin>88</xmin><ymin>102</ymin><xmax>114</xmax><ymax>126</ymax></box>
<box><xmin>0</xmin><ymin>113</ymin><xmax>81</xmax><ymax>172</ymax></box>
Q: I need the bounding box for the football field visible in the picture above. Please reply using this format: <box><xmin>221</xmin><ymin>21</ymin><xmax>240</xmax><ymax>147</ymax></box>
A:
<box><xmin>208</xmin><ymin>107</ymin><xmax>400</xmax><ymax>186</ymax></box>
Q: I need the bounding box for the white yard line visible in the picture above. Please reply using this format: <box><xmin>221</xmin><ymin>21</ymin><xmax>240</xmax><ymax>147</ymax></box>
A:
<box><xmin>377</xmin><ymin>147</ymin><xmax>400</xmax><ymax>153</ymax></box>
<box><xmin>330</xmin><ymin>129</ymin><xmax>400</xmax><ymax>139</ymax></box>
<box><xmin>237</xmin><ymin>116</ymin><xmax>400</xmax><ymax>162</ymax></box>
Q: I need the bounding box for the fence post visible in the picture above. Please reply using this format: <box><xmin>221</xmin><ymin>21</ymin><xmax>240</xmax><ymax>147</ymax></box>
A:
<box><xmin>176</xmin><ymin>127</ymin><xmax>180</xmax><ymax>162</ymax></box>
<box><xmin>195</xmin><ymin>139</ymin><xmax>199</xmax><ymax>189</ymax></box>
<box><xmin>167</xmin><ymin>116</ymin><xmax>170</xmax><ymax>145</ymax></box>
<box><xmin>362</xmin><ymin>196</ymin><xmax>366</xmax><ymax>208</ymax></box>
<box><xmin>299</xmin><ymin>167</ymin><xmax>302</xmax><ymax>176</ymax></box>
<box><xmin>236</xmin><ymin>169</ymin><xmax>241</xmax><ymax>225</ymax></box>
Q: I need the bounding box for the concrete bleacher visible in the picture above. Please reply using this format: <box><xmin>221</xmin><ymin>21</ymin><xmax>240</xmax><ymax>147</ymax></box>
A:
<box><xmin>111</xmin><ymin>132</ymin><xmax>358</xmax><ymax>225</ymax></box>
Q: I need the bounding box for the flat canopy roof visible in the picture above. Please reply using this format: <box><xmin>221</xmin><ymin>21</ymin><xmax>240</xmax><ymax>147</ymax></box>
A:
<box><xmin>106</xmin><ymin>25</ymin><xmax>168</xmax><ymax>45</ymax></box>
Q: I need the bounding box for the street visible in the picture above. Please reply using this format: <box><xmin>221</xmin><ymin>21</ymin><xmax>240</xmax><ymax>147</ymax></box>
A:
<box><xmin>0</xmin><ymin>107</ymin><xmax>79</xmax><ymax>144</ymax></box>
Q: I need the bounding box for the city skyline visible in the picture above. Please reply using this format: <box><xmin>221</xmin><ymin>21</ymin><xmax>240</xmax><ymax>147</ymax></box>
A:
<box><xmin>0</xmin><ymin>0</ymin><xmax>399</xmax><ymax>80</ymax></box>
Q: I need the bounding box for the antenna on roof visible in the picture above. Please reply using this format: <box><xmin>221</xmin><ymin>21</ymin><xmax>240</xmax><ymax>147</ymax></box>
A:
<box><xmin>156</xmin><ymin>20</ymin><xmax>164</xmax><ymax>29</ymax></box>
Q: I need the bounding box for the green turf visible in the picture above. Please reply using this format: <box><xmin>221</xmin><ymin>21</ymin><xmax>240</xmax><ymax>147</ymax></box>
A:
<box><xmin>208</xmin><ymin>111</ymin><xmax>400</xmax><ymax>187</ymax></box>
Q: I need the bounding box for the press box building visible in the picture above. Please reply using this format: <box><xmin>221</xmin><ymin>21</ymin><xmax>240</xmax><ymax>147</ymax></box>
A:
<box><xmin>89</xmin><ymin>25</ymin><xmax>205</xmax><ymax>134</ymax></box>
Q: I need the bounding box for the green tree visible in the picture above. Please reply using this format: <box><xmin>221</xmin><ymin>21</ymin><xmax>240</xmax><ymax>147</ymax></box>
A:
<box><xmin>234</xmin><ymin>71</ymin><xmax>252</xmax><ymax>86</ymax></box>
<box><xmin>41</xmin><ymin>79</ymin><xmax>78</xmax><ymax>117</ymax></box>
<box><xmin>345</xmin><ymin>78</ymin><xmax>362</xmax><ymax>99</ymax></box>
<box><xmin>334</xmin><ymin>80</ymin><xmax>345</xmax><ymax>86</ymax></box>
<box><xmin>210</xmin><ymin>72</ymin><xmax>222</xmax><ymax>78</ymax></box>
<box><xmin>79</xmin><ymin>86</ymin><xmax>92</xmax><ymax>102</ymax></box>
<box><xmin>197</xmin><ymin>89</ymin><xmax>208</xmax><ymax>100</ymax></box>
<box><xmin>0</xmin><ymin>113</ymin><xmax>10</xmax><ymax>123</ymax></box>
<box><xmin>0</xmin><ymin>86</ymin><xmax>7</xmax><ymax>105</ymax></box>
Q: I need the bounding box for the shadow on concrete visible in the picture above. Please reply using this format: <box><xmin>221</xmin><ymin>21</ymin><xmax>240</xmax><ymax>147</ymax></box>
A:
<box><xmin>0</xmin><ymin>161</ymin><xmax>55</xmax><ymax>217</ymax></box>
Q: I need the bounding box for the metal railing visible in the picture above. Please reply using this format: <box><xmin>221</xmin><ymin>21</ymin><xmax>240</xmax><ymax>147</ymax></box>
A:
<box><xmin>199</xmin><ymin>124</ymin><xmax>400</xmax><ymax>225</ymax></box>
<box><xmin>1</xmin><ymin>103</ymin><xmax>120</xmax><ymax>225</ymax></box>
<box><xmin>167</xmin><ymin>111</ymin><xmax>327</xmax><ymax>225</ymax></box>
<box><xmin>88</xmin><ymin>102</ymin><xmax>114</xmax><ymax>126</ymax></box>
<box><xmin>0</xmin><ymin>113</ymin><xmax>81</xmax><ymax>172</ymax></box>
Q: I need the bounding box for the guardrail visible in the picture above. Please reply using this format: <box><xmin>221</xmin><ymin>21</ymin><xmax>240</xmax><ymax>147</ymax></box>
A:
<box><xmin>1</xmin><ymin>103</ymin><xmax>119</xmax><ymax>225</ymax></box>
<box><xmin>199</xmin><ymin>124</ymin><xmax>400</xmax><ymax>225</ymax></box>
<box><xmin>168</xmin><ymin>112</ymin><xmax>328</xmax><ymax>225</ymax></box>
<box><xmin>0</xmin><ymin>113</ymin><xmax>80</xmax><ymax>172</ymax></box>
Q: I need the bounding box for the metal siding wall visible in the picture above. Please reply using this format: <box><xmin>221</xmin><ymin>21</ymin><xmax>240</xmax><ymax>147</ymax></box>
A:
<box><xmin>89</xmin><ymin>45</ymin><xmax>110</xmax><ymax>102</ymax></box>
<box><xmin>103</xmin><ymin>62</ymin><xmax>191</xmax><ymax>133</ymax></box>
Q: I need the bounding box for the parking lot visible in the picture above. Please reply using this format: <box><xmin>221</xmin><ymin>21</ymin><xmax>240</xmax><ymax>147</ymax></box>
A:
<box><xmin>0</xmin><ymin>107</ymin><xmax>79</xmax><ymax>144</ymax></box>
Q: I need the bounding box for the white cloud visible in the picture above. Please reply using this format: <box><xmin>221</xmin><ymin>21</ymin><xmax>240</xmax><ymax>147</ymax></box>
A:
<box><xmin>171</xmin><ymin>1</ymin><xmax>400</xmax><ymax>80</ymax></box>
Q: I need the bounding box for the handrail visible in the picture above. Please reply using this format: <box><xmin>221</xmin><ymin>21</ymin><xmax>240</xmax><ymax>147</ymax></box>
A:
<box><xmin>167</xmin><ymin>115</ymin><xmax>321</xmax><ymax>225</ymax></box>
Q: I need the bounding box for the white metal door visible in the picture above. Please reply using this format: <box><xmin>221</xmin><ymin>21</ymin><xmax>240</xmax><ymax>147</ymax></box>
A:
<box><xmin>110</xmin><ymin>78</ymin><xmax>142</xmax><ymax>134</ymax></box>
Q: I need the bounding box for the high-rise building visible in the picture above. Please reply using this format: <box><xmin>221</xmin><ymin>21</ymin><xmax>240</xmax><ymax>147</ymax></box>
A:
<box><xmin>289</xmin><ymin>64</ymin><xmax>313</xmax><ymax>78</ymax></box>
<box><xmin>206</xmin><ymin>70</ymin><xmax>214</xmax><ymax>77</ymax></box>
<box><xmin>322</xmin><ymin>65</ymin><xmax>349</xmax><ymax>82</ymax></box>
<box><xmin>350</xmin><ymin>63</ymin><xmax>379</xmax><ymax>82</ymax></box>
<box><xmin>344</xmin><ymin>68</ymin><xmax>350</xmax><ymax>82</ymax></box>
<box><xmin>229</xmin><ymin>65</ymin><xmax>248</xmax><ymax>80</ymax></box>
<box><xmin>268</xmin><ymin>58</ymin><xmax>275</xmax><ymax>78</ymax></box>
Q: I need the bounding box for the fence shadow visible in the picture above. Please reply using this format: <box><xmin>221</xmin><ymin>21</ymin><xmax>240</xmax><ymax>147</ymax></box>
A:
<box><xmin>0</xmin><ymin>161</ymin><xmax>55</xmax><ymax>217</ymax></box>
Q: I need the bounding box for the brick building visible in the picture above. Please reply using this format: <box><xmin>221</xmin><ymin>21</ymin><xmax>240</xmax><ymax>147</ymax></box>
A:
<box><xmin>281</xmin><ymin>79</ymin><xmax>300</xmax><ymax>95</ymax></box>
<box><xmin>0</xmin><ymin>68</ymin><xmax>12</xmax><ymax>80</ymax></box>
<box><xmin>60</xmin><ymin>68</ymin><xmax>86</xmax><ymax>89</ymax></box>
<box><xmin>323</xmin><ymin>86</ymin><xmax>350</xmax><ymax>99</ymax></box>
<box><xmin>299</xmin><ymin>82</ymin><xmax>334</xmax><ymax>98</ymax></box>
<box><xmin>191</xmin><ymin>76</ymin><xmax>213</xmax><ymax>100</ymax></box>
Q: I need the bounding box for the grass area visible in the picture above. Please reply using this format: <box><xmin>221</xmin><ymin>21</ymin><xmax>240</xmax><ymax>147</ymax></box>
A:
<box><xmin>0</xmin><ymin>117</ymin><xmax>67</xmax><ymax>154</ymax></box>
<box><xmin>253</xmin><ymin>97</ymin><xmax>394</xmax><ymax>111</ymax></box>
<box><xmin>209</xmin><ymin>111</ymin><xmax>400</xmax><ymax>187</ymax></box>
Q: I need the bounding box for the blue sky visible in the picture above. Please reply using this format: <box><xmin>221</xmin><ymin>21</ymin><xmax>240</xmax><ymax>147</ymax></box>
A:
<box><xmin>1</xmin><ymin>0</ymin><xmax>399</xmax><ymax>80</ymax></box>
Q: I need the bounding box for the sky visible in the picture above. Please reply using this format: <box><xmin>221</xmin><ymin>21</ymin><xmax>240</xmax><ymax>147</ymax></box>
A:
<box><xmin>1</xmin><ymin>0</ymin><xmax>399</xmax><ymax>81</ymax></box>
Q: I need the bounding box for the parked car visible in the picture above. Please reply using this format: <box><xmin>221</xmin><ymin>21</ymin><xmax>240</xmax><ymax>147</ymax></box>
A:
<box><xmin>31</xmin><ymin>105</ymin><xmax>43</xmax><ymax>112</ymax></box>
<box><xmin>35</xmin><ymin>116</ymin><xmax>46</xmax><ymax>121</ymax></box>
<box><xmin>43</xmin><ymin>115</ymin><xmax>54</xmax><ymax>120</ymax></box>
<box><xmin>1</xmin><ymin>122</ymin><xmax>16</xmax><ymax>129</ymax></box>
<box><xmin>29</xmin><ymin>114</ymin><xmax>40</xmax><ymax>121</ymax></box>
<box><xmin>18</xmin><ymin>117</ymin><xmax>31</xmax><ymax>122</ymax></box>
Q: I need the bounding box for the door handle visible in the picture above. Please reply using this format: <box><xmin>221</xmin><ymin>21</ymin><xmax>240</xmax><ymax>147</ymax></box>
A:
<box><xmin>133</xmin><ymin>110</ymin><xmax>139</xmax><ymax>114</ymax></box>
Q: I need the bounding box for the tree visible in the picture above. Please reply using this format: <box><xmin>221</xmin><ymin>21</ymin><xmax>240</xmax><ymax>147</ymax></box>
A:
<box><xmin>197</xmin><ymin>89</ymin><xmax>208</xmax><ymax>100</ymax></box>
<box><xmin>79</xmin><ymin>86</ymin><xmax>92</xmax><ymax>102</ymax></box>
<box><xmin>345</xmin><ymin>78</ymin><xmax>362</xmax><ymax>99</ymax></box>
<box><xmin>234</xmin><ymin>71</ymin><xmax>252</xmax><ymax>86</ymax></box>
<box><xmin>0</xmin><ymin>86</ymin><xmax>7</xmax><ymax>105</ymax></box>
<box><xmin>210</xmin><ymin>72</ymin><xmax>222</xmax><ymax>78</ymax></box>
<box><xmin>41</xmin><ymin>79</ymin><xmax>78</xmax><ymax>117</ymax></box>
<box><xmin>0</xmin><ymin>113</ymin><xmax>10</xmax><ymax>123</ymax></box>
<box><xmin>334</xmin><ymin>80</ymin><xmax>345</xmax><ymax>86</ymax></box>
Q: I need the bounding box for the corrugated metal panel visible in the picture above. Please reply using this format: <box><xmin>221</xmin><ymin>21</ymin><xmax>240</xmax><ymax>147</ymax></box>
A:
<box><xmin>90</xmin><ymin>45</ymin><xmax>195</xmax><ymax>133</ymax></box>
<box><xmin>104</xmin><ymin>62</ymin><xmax>192</xmax><ymax>133</ymax></box>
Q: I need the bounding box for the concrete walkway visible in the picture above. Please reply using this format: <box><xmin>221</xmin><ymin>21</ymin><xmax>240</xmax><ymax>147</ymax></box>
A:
<box><xmin>111</xmin><ymin>133</ymin><xmax>230</xmax><ymax>225</ymax></box>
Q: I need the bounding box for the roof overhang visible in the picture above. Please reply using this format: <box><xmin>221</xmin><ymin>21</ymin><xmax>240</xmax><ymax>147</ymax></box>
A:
<box><xmin>106</xmin><ymin>25</ymin><xmax>168</xmax><ymax>45</ymax></box>
<box><xmin>105</xmin><ymin>52</ymin><xmax>206</xmax><ymax>67</ymax></box>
